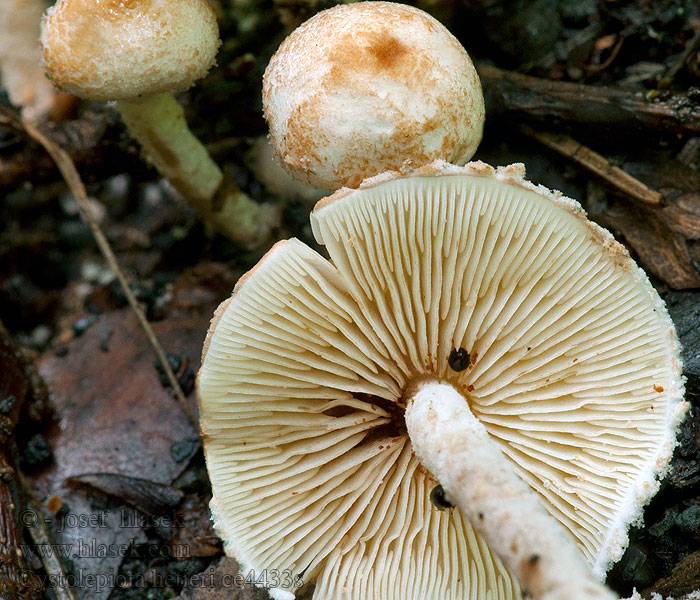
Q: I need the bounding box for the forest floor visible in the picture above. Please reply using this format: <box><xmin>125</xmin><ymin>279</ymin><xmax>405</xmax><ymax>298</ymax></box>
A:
<box><xmin>0</xmin><ymin>1</ymin><xmax>699</xmax><ymax>599</ymax></box>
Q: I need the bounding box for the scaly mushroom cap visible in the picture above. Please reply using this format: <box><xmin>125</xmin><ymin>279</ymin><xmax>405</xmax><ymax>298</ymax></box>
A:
<box><xmin>262</xmin><ymin>2</ymin><xmax>485</xmax><ymax>190</ymax></box>
<box><xmin>198</xmin><ymin>161</ymin><xmax>686</xmax><ymax>599</ymax></box>
<box><xmin>40</xmin><ymin>0</ymin><xmax>220</xmax><ymax>101</ymax></box>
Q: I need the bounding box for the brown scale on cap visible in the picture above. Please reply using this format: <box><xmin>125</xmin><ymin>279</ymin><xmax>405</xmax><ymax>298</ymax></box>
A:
<box><xmin>327</xmin><ymin>29</ymin><xmax>417</xmax><ymax>80</ymax></box>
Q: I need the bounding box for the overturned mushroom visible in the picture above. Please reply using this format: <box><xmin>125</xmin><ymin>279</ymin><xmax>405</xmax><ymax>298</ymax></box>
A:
<box><xmin>262</xmin><ymin>1</ymin><xmax>485</xmax><ymax>190</ymax></box>
<box><xmin>40</xmin><ymin>0</ymin><xmax>277</xmax><ymax>248</ymax></box>
<box><xmin>198</xmin><ymin>161</ymin><xmax>687</xmax><ymax>599</ymax></box>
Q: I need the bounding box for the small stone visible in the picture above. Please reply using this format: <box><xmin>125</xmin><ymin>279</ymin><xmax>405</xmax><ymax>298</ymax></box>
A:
<box><xmin>0</xmin><ymin>395</ymin><xmax>16</xmax><ymax>415</ymax></box>
<box><xmin>21</xmin><ymin>434</ymin><xmax>53</xmax><ymax>470</ymax></box>
<box><xmin>171</xmin><ymin>438</ymin><xmax>199</xmax><ymax>464</ymax></box>
<box><xmin>676</xmin><ymin>504</ymin><xmax>700</xmax><ymax>533</ymax></box>
<box><xmin>72</xmin><ymin>315</ymin><xmax>98</xmax><ymax>336</ymax></box>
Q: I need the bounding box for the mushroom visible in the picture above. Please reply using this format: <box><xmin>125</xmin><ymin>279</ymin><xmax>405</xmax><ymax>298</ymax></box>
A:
<box><xmin>40</xmin><ymin>0</ymin><xmax>277</xmax><ymax>249</ymax></box>
<box><xmin>246</xmin><ymin>136</ymin><xmax>328</xmax><ymax>207</ymax></box>
<box><xmin>198</xmin><ymin>161</ymin><xmax>687</xmax><ymax>599</ymax></box>
<box><xmin>0</xmin><ymin>0</ymin><xmax>57</xmax><ymax>121</ymax></box>
<box><xmin>262</xmin><ymin>1</ymin><xmax>485</xmax><ymax>190</ymax></box>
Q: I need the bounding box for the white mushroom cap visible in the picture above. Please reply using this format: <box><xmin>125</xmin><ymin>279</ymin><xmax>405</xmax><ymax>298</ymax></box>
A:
<box><xmin>262</xmin><ymin>1</ymin><xmax>485</xmax><ymax>190</ymax></box>
<box><xmin>198</xmin><ymin>161</ymin><xmax>686</xmax><ymax>599</ymax></box>
<box><xmin>40</xmin><ymin>0</ymin><xmax>220</xmax><ymax>101</ymax></box>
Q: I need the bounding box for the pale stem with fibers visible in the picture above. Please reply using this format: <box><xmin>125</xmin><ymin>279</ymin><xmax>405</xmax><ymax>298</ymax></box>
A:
<box><xmin>117</xmin><ymin>92</ymin><xmax>276</xmax><ymax>248</ymax></box>
<box><xmin>404</xmin><ymin>381</ymin><xmax>617</xmax><ymax>600</ymax></box>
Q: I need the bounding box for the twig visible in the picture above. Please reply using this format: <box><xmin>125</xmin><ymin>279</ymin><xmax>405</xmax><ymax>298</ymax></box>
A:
<box><xmin>0</xmin><ymin>321</ymin><xmax>44</xmax><ymax>600</ymax></box>
<box><xmin>662</xmin><ymin>26</ymin><xmax>700</xmax><ymax>84</ymax></box>
<box><xmin>479</xmin><ymin>64</ymin><xmax>700</xmax><ymax>135</ymax></box>
<box><xmin>676</xmin><ymin>137</ymin><xmax>700</xmax><ymax>167</ymax></box>
<box><xmin>24</xmin><ymin>517</ymin><xmax>77</xmax><ymax>600</ymax></box>
<box><xmin>520</xmin><ymin>125</ymin><xmax>663</xmax><ymax>205</ymax></box>
<box><xmin>0</xmin><ymin>466</ymin><xmax>44</xmax><ymax>600</ymax></box>
<box><xmin>15</xmin><ymin>471</ymin><xmax>79</xmax><ymax>600</ymax></box>
<box><xmin>0</xmin><ymin>106</ymin><xmax>196</xmax><ymax>427</ymax></box>
<box><xmin>585</xmin><ymin>35</ymin><xmax>625</xmax><ymax>73</ymax></box>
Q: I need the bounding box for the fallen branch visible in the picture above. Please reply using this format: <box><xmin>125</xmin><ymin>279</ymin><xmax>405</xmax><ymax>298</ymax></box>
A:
<box><xmin>0</xmin><ymin>322</ymin><xmax>44</xmax><ymax>600</ymax></box>
<box><xmin>479</xmin><ymin>64</ymin><xmax>700</xmax><ymax>135</ymax></box>
<box><xmin>520</xmin><ymin>125</ymin><xmax>663</xmax><ymax>205</ymax></box>
<box><xmin>0</xmin><ymin>106</ymin><xmax>196</xmax><ymax>427</ymax></box>
<box><xmin>662</xmin><ymin>26</ymin><xmax>700</xmax><ymax>84</ymax></box>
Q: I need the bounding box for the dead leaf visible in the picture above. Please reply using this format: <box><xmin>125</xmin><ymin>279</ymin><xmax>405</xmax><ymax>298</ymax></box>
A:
<box><xmin>659</xmin><ymin>193</ymin><xmax>700</xmax><ymax>240</ymax></box>
<box><xmin>26</xmin><ymin>263</ymin><xmax>238</xmax><ymax>600</ymax></box>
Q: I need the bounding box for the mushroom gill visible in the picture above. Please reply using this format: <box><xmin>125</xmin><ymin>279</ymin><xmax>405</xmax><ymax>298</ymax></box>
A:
<box><xmin>198</xmin><ymin>161</ymin><xmax>686</xmax><ymax>600</ymax></box>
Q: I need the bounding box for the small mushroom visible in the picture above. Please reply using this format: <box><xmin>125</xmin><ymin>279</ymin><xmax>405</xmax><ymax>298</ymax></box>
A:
<box><xmin>246</xmin><ymin>136</ymin><xmax>328</xmax><ymax>207</ymax></box>
<box><xmin>40</xmin><ymin>0</ymin><xmax>277</xmax><ymax>249</ymax></box>
<box><xmin>0</xmin><ymin>0</ymin><xmax>57</xmax><ymax>121</ymax></box>
<box><xmin>198</xmin><ymin>161</ymin><xmax>687</xmax><ymax>599</ymax></box>
<box><xmin>262</xmin><ymin>1</ymin><xmax>485</xmax><ymax>190</ymax></box>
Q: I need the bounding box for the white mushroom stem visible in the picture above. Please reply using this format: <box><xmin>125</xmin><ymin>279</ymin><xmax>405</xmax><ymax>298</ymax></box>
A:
<box><xmin>0</xmin><ymin>0</ymin><xmax>56</xmax><ymax>121</ymax></box>
<box><xmin>405</xmin><ymin>381</ymin><xmax>617</xmax><ymax>600</ymax></box>
<box><xmin>117</xmin><ymin>93</ymin><xmax>277</xmax><ymax>249</ymax></box>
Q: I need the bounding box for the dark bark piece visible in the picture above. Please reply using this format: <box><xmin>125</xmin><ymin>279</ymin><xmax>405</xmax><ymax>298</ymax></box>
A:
<box><xmin>666</xmin><ymin>406</ymin><xmax>700</xmax><ymax>489</ymax></box>
<box><xmin>0</xmin><ymin>322</ymin><xmax>43</xmax><ymax>600</ymax></box>
<box><xmin>66</xmin><ymin>473</ymin><xmax>184</xmax><ymax>517</ymax></box>
<box><xmin>587</xmin><ymin>184</ymin><xmax>700</xmax><ymax>290</ymax></box>
<box><xmin>0</xmin><ymin>107</ymin><xmax>112</xmax><ymax>189</ymax></box>
<box><xmin>640</xmin><ymin>551</ymin><xmax>700</xmax><ymax>599</ymax></box>
<box><xmin>479</xmin><ymin>64</ymin><xmax>700</xmax><ymax>135</ymax></box>
<box><xmin>659</xmin><ymin>197</ymin><xmax>700</xmax><ymax>241</ymax></box>
<box><xmin>622</xmin><ymin>157</ymin><xmax>700</xmax><ymax>240</ymax></box>
<box><xmin>617</xmin><ymin>215</ymin><xmax>700</xmax><ymax>289</ymax></box>
<box><xmin>665</xmin><ymin>291</ymin><xmax>700</xmax><ymax>399</ymax></box>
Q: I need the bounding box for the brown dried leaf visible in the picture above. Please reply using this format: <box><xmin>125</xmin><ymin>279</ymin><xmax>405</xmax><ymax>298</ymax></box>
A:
<box><xmin>624</xmin><ymin>157</ymin><xmax>700</xmax><ymax>240</ymax></box>
<box><xmin>659</xmin><ymin>193</ymin><xmax>700</xmax><ymax>240</ymax></box>
<box><xmin>27</xmin><ymin>263</ymin><xmax>238</xmax><ymax>600</ymax></box>
<box><xmin>608</xmin><ymin>210</ymin><xmax>699</xmax><ymax>288</ymax></box>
